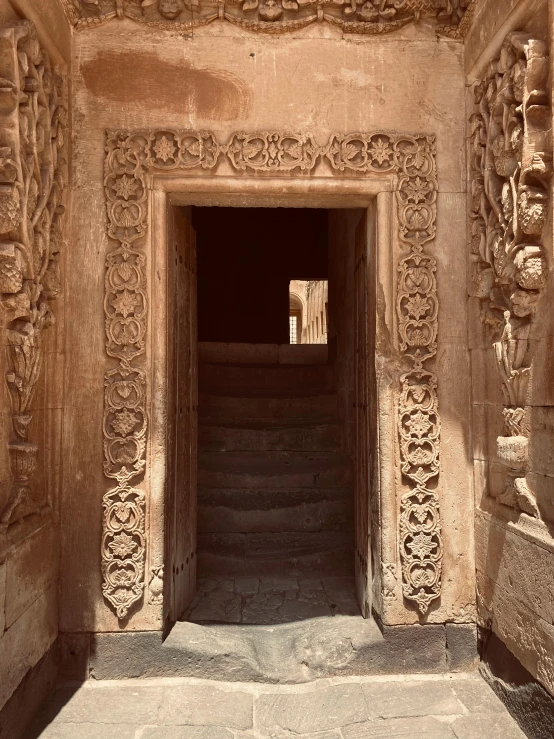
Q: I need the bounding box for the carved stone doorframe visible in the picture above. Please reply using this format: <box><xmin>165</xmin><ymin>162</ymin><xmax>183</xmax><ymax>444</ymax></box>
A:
<box><xmin>102</xmin><ymin>131</ymin><xmax>441</xmax><ymax>625</ymax></box>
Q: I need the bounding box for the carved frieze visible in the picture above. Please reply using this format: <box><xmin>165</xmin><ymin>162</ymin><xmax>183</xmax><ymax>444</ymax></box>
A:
<box><xmin>62</xmin><ymin>0</ymin><xmax>473</xmax><ymax>36</ymax></box>
<box><xmin>0</xmin><ymin>22</ymin><xmax>68</xmax><ymax>531</ymax></box>
<box><xmin>470</xmin><ymin>34</ymin><xmax>552</xmax><ymax>519</ymax></box>
<box><xmin>103</xmin><ymin>129</ymin><xmax>441</xmax><ymax>618</ymax></box>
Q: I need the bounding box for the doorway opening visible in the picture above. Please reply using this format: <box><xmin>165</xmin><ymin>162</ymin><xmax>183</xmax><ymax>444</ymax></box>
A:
<box><xmin>166</xmin><ymin>206</ymin><xmax>376</xmax><ymax>628</ymax></box>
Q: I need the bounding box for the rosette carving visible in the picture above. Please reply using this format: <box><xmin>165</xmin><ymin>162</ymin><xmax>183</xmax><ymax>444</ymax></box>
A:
<box><xmin>470</xmin><ymin>34</ymin><xmax>552</xmax><ymax>519</ymax></box>
<box><xmin>0</xmin><ymin>22</ymin><xmax>68</xmax><ymax>531</ymax></box>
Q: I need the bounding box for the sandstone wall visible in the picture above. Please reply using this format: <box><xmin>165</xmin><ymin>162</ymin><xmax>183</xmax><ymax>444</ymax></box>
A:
<box><xmin>0</xmin><ymin>0</ymin><xmax>69</xmax><ymax>716</ymax></box>
<box><xmin>61</xmin><ymin>17</ymin><xmax>473</xmax><ymax>634</ymax></box>
<box><xmin>466</xmin><ymin>0</ymin><xmax>554</xmax><ymax>697</ymax></box>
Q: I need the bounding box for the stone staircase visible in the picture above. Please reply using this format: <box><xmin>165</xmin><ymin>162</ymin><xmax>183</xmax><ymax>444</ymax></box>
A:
<box><xmin>197</xmin><ymin>345</ymin><xmax>354</xmax><ymax>579</ymax></box>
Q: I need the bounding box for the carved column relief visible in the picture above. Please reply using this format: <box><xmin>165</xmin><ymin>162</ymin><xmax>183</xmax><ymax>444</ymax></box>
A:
<box><xmin>102</xmin><ymin>131</ymin><xmax>440</xmax><ymax>619</ymax></box>
<box><xmin>470</xmin><ymin>34</ymin><xmax>552</xmax><ymax>519</ymax></box>
<box><xmin>0</xmin><ymin>22</ymin><xmax>68</xmax><ymax>531</ymax></box>
<box><xmin>62</xmin><ymin>0</ymin><xmax>474</xmax><ymax>36</ymax></box>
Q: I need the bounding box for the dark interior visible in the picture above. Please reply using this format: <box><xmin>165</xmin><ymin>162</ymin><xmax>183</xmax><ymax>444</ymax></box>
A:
<box><xmin>193</xmin><ymin>207</ymin><xmax>328</xmax><ymax>344</ymax></box>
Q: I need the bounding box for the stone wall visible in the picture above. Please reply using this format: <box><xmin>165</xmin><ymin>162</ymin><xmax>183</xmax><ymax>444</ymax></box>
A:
<box><xmin>0</xmin><ymin>0</ymin><xmax>69</xmax><ymax>716</ymax></box>
<box><xmin>466</xmin><ymin>0</ymin><xmax>554</xmax><ymax>697</ymax></box>
<box><xmin>60</xmin><ymin>6</ymin><xmax>473</xmax><ymax>634</ymax></box>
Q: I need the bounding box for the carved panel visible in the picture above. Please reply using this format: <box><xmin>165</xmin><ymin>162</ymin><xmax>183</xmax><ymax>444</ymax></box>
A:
<box><xmin>470</xmin><ymin>34</ymin><xmax>552</xmax><ymax>520</ymax></box>
<box><xmin>103</xmin><ymin>130</ymin><xmax>440</xmax><ymax>619</ymax></box>
<box><xmin>62</xmin><ymin>0</ymin><xmax>474</xmax><ymax>36</ymax></box>
<box><xmin>0</xmin><ymin>22</ymin><xmax>68</xmax><ymax>531</ymax></box>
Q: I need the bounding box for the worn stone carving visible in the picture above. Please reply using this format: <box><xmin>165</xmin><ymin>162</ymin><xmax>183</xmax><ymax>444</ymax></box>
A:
<box><xmin>470</xmin><ymin>34</ymin><xmax>552</xmax><ymax>519</ymax></box>
<box><xmin>0</xmin><ymin>22</ymin><xmax>68</xmax><ymax>530</ymax></box>
<box><xmin>149</xmin><ymin>564</ymin><xmax>164</xmax><ymax>605</ymax></box>
<box><xmin>103</xmin><ymin>130</ymin><xmax>440</xmax><ymax>619</ymax></box>
<box><xmin>62</xmin><ymin>0</ymin><xmax>474</xmax><ymax>36</ymax></box>
<box><xmin>382</xmin><ymin>561</ymin><xmax>398</xmax><ymax>601</ymax></box>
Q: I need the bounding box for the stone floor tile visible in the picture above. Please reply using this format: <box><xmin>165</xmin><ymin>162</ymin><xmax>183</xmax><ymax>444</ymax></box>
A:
<box><xmin>187</xmin><ymin>590</ymin><xmax>242</xmax><ymax>624</ymax></box>
<box><xmin>361</xmin><ymin>679</ymin><xmax>463</xmax><ymax>719</ymax></box>
<box><xmin>35</xmin><ymin>686</ymin><xmax>163</xmax><ymax>725</ymax></box>
<box><xmin>27</xmin><ymin>724</ymin><xmax>138</xmax><ymax>739</ymax></box>
<box><xmin>272</xmin><ymin>577</ymin><xmax>299</xmax><ymax>590</ymax></box>
<box><xmin>137</xmin><ymin>727</ymin><xmax>235</xmax><ymax>739</ymax></box>
<box><xmin>234</xmin><ymin>578</ymin><xmax>261</xmax><ymax>594</ymax></box>
<box><xmin>451</xmin><ymin>713</ymin><xmax>528</xmax><ymax>739</ymax></box>
<box><xmin>158</xmin><ymin>685</ymin><xmax>253</xmax><ymax>729</ymax></box>
<box><xmin>341</xmin><ymin>716</ymin><xmax>456</xmax><ymax>738</ymax></box>
<box><xmin>255</xmin><ymin>683</ymin><xmax>367</xmax><ymax>733</ymax></box>
<box><xmin>298</xmin><ymin>578</ymin><xmax>324</xmax><ymax>590</ymax></box>
<box><xmin>449</xmin><ymin>678</ymin><xmax>507</xmax><ymax>714</ymax></box>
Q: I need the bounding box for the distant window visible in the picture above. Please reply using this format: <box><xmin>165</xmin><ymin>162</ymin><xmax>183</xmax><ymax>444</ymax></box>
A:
<box><xmin>289</xmin><ymin>315</ymin><xmax>298</xmax><ymax>344</ymax></box>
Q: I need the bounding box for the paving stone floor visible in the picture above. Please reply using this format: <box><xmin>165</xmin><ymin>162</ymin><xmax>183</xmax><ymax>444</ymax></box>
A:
<box><xmin>26</xmin><ymin>672</ymin><xmax>528</xmax><ymax>739</ymax></box>
<box><xmin>183</xmin><ymin>576</ymin><xmax>360</xmax><ymax>624</ymax></box>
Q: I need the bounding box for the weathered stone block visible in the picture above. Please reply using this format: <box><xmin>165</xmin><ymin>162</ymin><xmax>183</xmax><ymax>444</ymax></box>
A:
<box><xmin>256</xmin><ymin>683</ymin><xmax>367</xmax><ymax>733</ymax></box>
<box><xmin>5</xmin><ymin>525</ymin><xmax>58</xmax><ymax>628</ymax></box>
<box><xmin>341</xmin><ymin>716</ymin><xmax>456</xmax><ymax>738</ymax></box>
<box><xmin>361</xmin><ymin>679</ymin><xmax>462</xmax><ymax>718</ymax></box>
<box><xmin>446</xmin><ymin>623</ymin><xmax>478</xmax><ymax>672</ymax></box>
<box><xmin>158</xmin><ymin>685</ymin><xmax>253</xmax><ymax>728</ymax></box>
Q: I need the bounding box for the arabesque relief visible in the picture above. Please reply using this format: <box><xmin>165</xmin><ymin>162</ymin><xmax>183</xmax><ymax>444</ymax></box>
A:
<box><xmin>103</xmin><ymin>130</ymin><xmax>440</xmax><ymax>618</ymax></box>
<box><xmin>63</xmin><ymin>0</ymin><xmax>474</xmax><ymax>36</ymax></box>
<box><xmin>470</xmin><ymin>33</ymin><xmax>552</xmax><ymax>520</ymax></box>
<box><xmin>0</xmin><ymin>22</ymin><xmax>68</xmax><ymax>532</ymax></box>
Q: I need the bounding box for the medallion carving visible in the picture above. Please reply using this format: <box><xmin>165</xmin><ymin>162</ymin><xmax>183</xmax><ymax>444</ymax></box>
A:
<box><xmin>470</xmin><ymin>34</ymin><xmax>552</xmax><ymax>519</ymax></box>
<box><xmin>103</xmin><ymin>129</ymin><xmax>441</xmax><ymax>618</ymax></box>
<box><xmin>62</xmin><ymin>0</ymin><xmax>473</xmax><ymax>36</ymax></box>
<box><xmin>0</xmin><ymin>22</ymin><xmax>68</xmax><ymax>531</ymax></box>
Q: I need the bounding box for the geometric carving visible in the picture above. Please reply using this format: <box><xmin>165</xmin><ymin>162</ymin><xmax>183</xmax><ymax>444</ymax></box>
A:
<box><xmin>0</xmin><ymin>22</ymin><xmax>68</xmax><ymax>530</ymax></box>
<box><xmin>102</xmin><ymin>130</ymin><xmax>441</xmax><ymax>619</ymax></box>
<box><xmin>62</xmin><ymin>0</ymin><xmax>474</xmax><ymax>37</ymax></box>
<box><xmin>470</xmin><ymin>33</ymin><xmax>552</xmax><ymax>519</ymax></box>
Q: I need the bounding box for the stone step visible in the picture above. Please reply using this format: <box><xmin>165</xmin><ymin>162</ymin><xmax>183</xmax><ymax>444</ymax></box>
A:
<box><xmin>198</xmin><ymin>422</ymin><xmax>343</xmax><ymax>452</ymax></box>
<box><xmin>198</xmin><ymin>487</ymin><xmax>353</xmax><ymax>533</ymax></box>
<box><xmin>199</xmin><ymin>362</ymin><xmax>334</xmax><ymax>397</ymax></box>
<box><xmin>199</xmin><ymin>341</ymin><xmax>328</xmax><ymax>366</ymax></box>
<box><xmin>199</xmin><ymin>393</ymin><xmax>337</xmax><ymax>422</ymax></box>
<box><xmin>197</xmin><ymin>531</ymin><xmax>353</xmax><ymax>577</ymax></box>
<box><xmin>198</xmin><ymin>451</ymin><xmax>351</xmax><ymax>489</ymax></box>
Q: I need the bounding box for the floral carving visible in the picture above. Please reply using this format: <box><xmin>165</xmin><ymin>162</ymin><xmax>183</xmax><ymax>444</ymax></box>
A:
<box><xmin>61</xmin><ymin>0</ymin><xmax>474</xmax><ymax>35</ymax></box>
<box><xmin>470</xmin><ymin>34</ymin><xmax>551</xmax><ymax>519</ymax></box>
<box><xmin>103</xmin><ymin>130</ymin><xmax>440</xmax><ymax>620</ymax></box>
<box><xmin>0</xmin><ymin>22</ymin><xmax>68</xmax><ymax>531</ymax></box>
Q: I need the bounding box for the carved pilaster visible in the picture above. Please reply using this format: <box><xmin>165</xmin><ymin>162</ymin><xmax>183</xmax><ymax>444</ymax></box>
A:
<box><xmin>470</xmin><ymin>33</ymin><xmax>552</xmax><ymax>520</ymax></box>
<box><xmin>0</xmin><ymin>22</ymin><xmax>67</xmax><ymax>531</ymax></box>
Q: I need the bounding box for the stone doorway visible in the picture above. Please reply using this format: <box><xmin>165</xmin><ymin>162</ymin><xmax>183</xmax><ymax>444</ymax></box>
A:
<box><xmin>164</xmin><ymin>205</ymin><xmax>376</xmax><ymax>630</ymax></box>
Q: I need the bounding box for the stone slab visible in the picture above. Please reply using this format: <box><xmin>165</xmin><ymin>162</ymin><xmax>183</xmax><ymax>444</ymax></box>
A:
<box><xmin>255</xmin><ymin>683</ymin><xmax>367</xmax><ymax>733</ymax></box>
<box><xmin>139</xmin><ymin>729</ymin><xmax>233</xmax><ymax>739</ymax></box>
<box><xmin>361</xmin><ymin>679</ymin><xmax>463</xmax><ymax>719</ymax></box>
<box><xmin>450</xmin><ymin>677</ymin><xmax>507</xmax><ymax>715</ymax></box>
<box><xmin>158</xmin><ymin>685</ymin><xmax>252</xmax><ymax>729</ymax></box>
<box><xmin>28</xmin><ymin>725</ymin><xmax>137</xmax><ymax>739</ymax></box>
<box><xmin>451</xmin><ymin>714</ymin><xmax>527</xmax><ymax>739</ymax></box>
<box><xmin>341</xmin><ymin>716</ymin><xmax>456</xmax><ymax>738</ymax></box>
<box><xmin>40</xmin><ymin>685</ymin><xmax>163</xmax><ymax>725</ymax></box>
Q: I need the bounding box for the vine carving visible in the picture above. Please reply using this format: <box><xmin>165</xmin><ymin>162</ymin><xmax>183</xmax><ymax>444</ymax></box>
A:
<box><xmin>103</xmin><ymin>129</ymin><xmax>440</xmax><ymax>618</ymax></box>
<box><xmin>0</xmin><ymin>22</ymin><xmax>68</xmax><ymax>531</ymax></box>
<box><xmin>470</xmin><ymin>33</ymin><xmax>552</xmax><ymax>519</ymax></box>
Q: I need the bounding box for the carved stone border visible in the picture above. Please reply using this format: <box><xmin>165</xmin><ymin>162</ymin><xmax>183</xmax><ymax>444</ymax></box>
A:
<box><xmin>103</xmin><ymin>129</ymin><xmax>441</xmax><ymax>619</ymax></box>
<box><xmin>62</xmin><ymin>0</ymin><xmax>474</xmax><ymax>38</ymax></box>
<box><xmin>0</xmin><ymin>22</ymin><xmax>68</xmax><ymax>533</ymax></box>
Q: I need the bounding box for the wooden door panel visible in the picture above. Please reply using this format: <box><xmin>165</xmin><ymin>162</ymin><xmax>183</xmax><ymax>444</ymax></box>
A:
<box><xmin>166</xmin><ymin>205</ymin><xmax>198</xmax><ymax>621</ymax></box>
